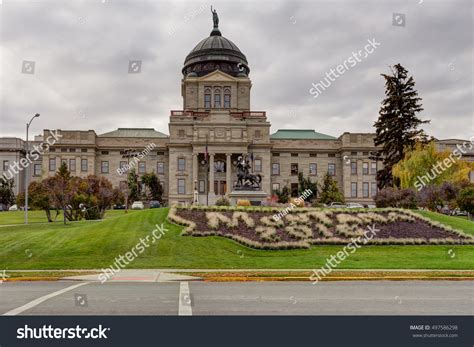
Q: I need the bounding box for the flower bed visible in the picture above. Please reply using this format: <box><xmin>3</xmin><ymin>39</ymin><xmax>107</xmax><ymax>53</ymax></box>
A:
<box><xmin>167</xmin><ymin>206</ymin><xmax>474</xmax><ymax>250</ymax></box>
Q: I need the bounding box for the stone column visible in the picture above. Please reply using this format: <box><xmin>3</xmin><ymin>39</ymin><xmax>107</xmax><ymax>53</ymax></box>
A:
<box><xmin>192</xmin><ymin>153</ymin><xmax>198</xmax><ymax>189</ymax></box>
<box><xmin>209</xmin><ymin>154</ymin><xmax>215</xmax><ymax>194</ymax></box>
<box><xmin>226</xmin><ymin>153</ymin><xmax>232</xmax><ymax>194</ymax></box>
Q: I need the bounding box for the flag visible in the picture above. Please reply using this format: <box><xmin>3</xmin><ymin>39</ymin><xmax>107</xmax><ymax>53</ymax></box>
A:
<box><xmin>250</xmin><ymin>152</ymin><xmax>254</xmax><ymax>162</ymax></box>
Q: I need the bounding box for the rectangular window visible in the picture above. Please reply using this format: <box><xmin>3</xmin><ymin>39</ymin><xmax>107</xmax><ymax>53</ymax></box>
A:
<box><xmin>33</xmin><ymin>164</ymin><xmax>41</xmax><ymax>176</ymax></box>
<box><xmin>49</xmin><ymin>148</ymin><xmax>56</xmax><ymax>152</ymax></box>
<box><xmin>351</xmin><ymin>151</ymin><xmax>358</xmax><ymax>156</ymax></box>
<box><xmin>2</xmin><ymin>160</ymin><xmax>8</xmax><ymax>171</ymax></box>
<box><xmin>61</xmin><ymin>148</ymin><xmax>67</xmax><ymax>153</ymax></box>
<box><xmin>272</xmin><ymin>163</ymin><xmax>280</xmax><ymax>175</ymax></box>
<box><xmin>309</xmin><ymin>163</ymin><xmax>317</xmax><ymax>175</ymax></box>
<box><xmin>81</xmin><ymin>148</ymin><xmax>87</xmax><ymax>153</ymax></box>
<box><xmin>178</xmin><ymin>158</ymin><xmax>186</xmax><ymax>172</ymax></box>
<box><xmin>291</xmin><ymin>153</ymin><xmax>298</xmax><ymax>157</ymax></box>
<box><xmin>310</xmin><ymin>153</ymin><xmax>317</xmax><ymax>157</ymax></box>
<box><xmin>224</xmin><ymin>94</ymin><xmax>231</xmax><ymax>108</ymax></box>
<box><xmin>120</xmin><ymin>161</ymin><xmax>127</xmax><ymax>169</ymax></box>
<box><xmin>69</xmin><ymin>159</ymin><xmax>76</xmax><ymax>172</ymax></box>
<box><xmin>156</xmin><ymin>151</ymin><xmax>165</xmax><ymax>156</ymax></box>
<box><xmin>254</xmin><ymin>159</ymin><xmax>262</xmax><ymax>172</ymax></box>
<box><xmin>363</xmin><ymin>151</ymin><xmax>369</xmax><ymax>156</ymax></box>
<box><xmin>351</xmin><ymin>162</ymin><xmax>357</xmax><ymax>175</ymax></box>
<box><xmin>351</xmin><ymin>182</ymin><xmax>357</xmax><ymax>198</ymax></box>
<box><xmin>49</xmin><ymin>158</ymin><xmax>56</xmax><ymax>172</ymax></box>
<box><xmin>157</xmin><ymin>162</ymin><xmax>164</xmax><ymax>174</ymax></box>
<box><xmin>81</xmin><ymin>159</ymin><xmax>88</xmax><ymax>172</ymax></box>
<box><xmin>101</xmin><ymin>151</ymin><xmax>109</xmax><ymax>155</ymax></box>
<box><xmin>272</xmin><ymin>153</ymin><xmax>280</xmax><ymax>157</ymax></box>
<box><xmin>291</xmin><ymin>163</ymin><xmax>298</xmax><ymax>175</ymax></box>
<box><xmin>370</xmin><ymin>162</ymin><xmax>377</xmax><ymax>175</ymax></box>
<box><xmin>214</xmin><ymin>94</ymin><xmax>221</xmax><ymax>108</ymax></box>
<box><xmin>363</xmin><ymin>182</ymin><xmax>369</xmax><ymax>198</ymax></box>
<box><xmin>101</xmin><ymin>161</ymin><xmax>109</xmax><ymax>173</ymax></box>
<box><xmin>291</xmin><ymin>183</ymin><xmax>299</xmax><ymax>197</ymax></box>
<box><xmin>178</xmin><ymin>179</ymin><xmax>186</xmax><ymax>194</ymax></box>
<box><xmin>328</xmin><ymin>163</ymin><xmax>336</xmax><ymax>176</ymax></box>
<box><xmin>198</xmin><ymin>180</ymin><xmax>205</xmax><ymax>193</ymax></box>
<box><xmin>328</xmin><ymin>153</ymin><xmax>336</xmax><ymax>158</ymax></box>
<box><xmin>272</xmin><ymin>183</ymin><xmax>280</xmax><ymax>193</ymax></box>
<box><xmin>362</xmin><ymin>162</ymin><xmax>369</xmax><ymax>175</ymax></box>
<box><xmin>138</xmin><ymin>162</ymin><xmax>146</xmax><ymax>174</ymax></box>
<box><xmin>69</xmin><ymin>148</ymin><xmax>76</xmax><ymax>152</ymax></box>
<box><xmin>204</xmin><ymin>94</ymin><xmax>211</xmax><ymax>108</ymax></box>
<box><xmin>371</xmin><ymin>182</ymin><xmax>378</xmax><ymax>197</ymax></box>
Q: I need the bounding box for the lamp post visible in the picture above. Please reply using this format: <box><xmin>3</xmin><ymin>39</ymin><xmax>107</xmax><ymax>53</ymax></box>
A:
<box><xmin>200</xmin><ymin>158</ymin><xmax>209</xmax><ymax>206</ymax></box>
<box><xmin>121</xmin><ymin>148</ymin><xmax>135</xmax><ymax>212</ymax></box>
<box><xmin>25</xmin><ymin>113</ymin><xmax>40</xmax><ymax>224</ymax></box>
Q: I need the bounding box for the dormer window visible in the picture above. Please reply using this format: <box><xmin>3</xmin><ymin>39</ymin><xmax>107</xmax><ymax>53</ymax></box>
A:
<box><xmin>214</xmin><ymin>88</ymin><xmax>221</xmax><ymax>108</ymax></box>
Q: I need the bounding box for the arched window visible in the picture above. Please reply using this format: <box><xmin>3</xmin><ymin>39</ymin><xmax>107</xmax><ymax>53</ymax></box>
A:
<box><xmin>224</xmin><ymin>88</ymin><xmax>231</xmax><ymax>108</ymax></box>
<box><xmin>214</xmin><ymin>88</ymin><xmax>221</xmax><ymax>108</ymax></box>
<box><xmin>204</xmin><ymin>88</ymin><xmax>211</xmax><ymax>108</ymax></box>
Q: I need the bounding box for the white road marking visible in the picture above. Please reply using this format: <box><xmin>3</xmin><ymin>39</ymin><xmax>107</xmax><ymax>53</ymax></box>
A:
<box><xmin>3</xmin><ymin>282</ymin><xmax>90</xmax><ymax>316</ymax></box>
<box><xmin>178</xmin><ymin>281</ymin><xmax>192</xmax><ymax>316</ymax></box>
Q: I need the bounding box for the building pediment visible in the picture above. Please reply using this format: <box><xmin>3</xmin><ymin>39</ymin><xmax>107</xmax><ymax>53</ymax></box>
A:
<box><xmin>197</xmin><ymin>70</ymin><xmax>246</xmax><ymax>82</ymax></box>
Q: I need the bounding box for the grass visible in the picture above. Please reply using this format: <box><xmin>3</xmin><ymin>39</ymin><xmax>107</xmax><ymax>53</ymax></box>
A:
<box><xmin>413</xmin><ymin>210</ymin><xmax>474</xmax><ymax>235</ymax></box>
<box><xmin>0</xmin><ymin>208</ymin><xmax>473</xmax><ymax>270</ymax></box>
<box><xmin>0</xmin><ymin>209</ymin><xmax>138</xmax><ymax>225</ymax></box>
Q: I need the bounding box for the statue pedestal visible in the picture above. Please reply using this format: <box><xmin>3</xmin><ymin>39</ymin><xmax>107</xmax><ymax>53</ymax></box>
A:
<box><xmin>228</xmin><ymin>190</ymin><xmax>268</xmax><ymax>206</ymax></box>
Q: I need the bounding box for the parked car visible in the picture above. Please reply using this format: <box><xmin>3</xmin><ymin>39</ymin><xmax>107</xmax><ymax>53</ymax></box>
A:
<box><xmin>8</xmin><ymin>204</ymin><xmax>19</xmax><ymax>211</ymax></box>
<box><xmin>451</xmin><ymin>208</ymin><xmax>468</xmax><ymax>216</ymax></box>
<box><xmin>131</xmin><ymin>201</ymin><xmax>144</xmax><ymax>210</ymax></box>
<box><xmin>346</xmin><ymin>202</ymin><xmax>365</xmax><ymax>209</ymax></box>
<box><xmin>149</xmin><ymin>200</ymin><xmax>161</xmax><ymax>209</ymax></box>
<box><xmin>366</xmin><ymin>204</ymin><xmax>377</xmax><ymax>209</ymax></box>
<box><xmin>328</xmin><ymin>202</ymin><xmax>347</xmax><ymax>208</ymax></box>
<box><xmin>113</xmin><ymin>204</ymin><xmax>126</xmax><ymax>210</ymax></box>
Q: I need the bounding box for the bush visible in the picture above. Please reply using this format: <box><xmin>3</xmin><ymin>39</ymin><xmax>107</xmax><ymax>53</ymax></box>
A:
<box><xmin>374</xmin><ymin>187</ymin><xmax>417</xmax><ymax>208</ymax></box>
<box><xmin>374</xmin><ymin>187</ymin><xmax>400</xmax><ymax>208</ymax></box>
<box><xmin>276</xmin><ymin>186</ymin><xmax>290</xmax><ymax>204</ymax></box>
<box><xmin>215</xmin><ymin>197</ymin><xmax>230</xmax><ymax>206</ymax></box>
<box><xmin>289</xmin><ymin>197</ymin><xmax>304</xmax><ymax>207</ymax></box>
<box><xmin>457</xmin><ymin>186</ymin><xmax>474</xmax><ymax>219</ymax></box>
<box><xmin>236</xmin><ymin>199</ymin><xmax>251</xmax><ymax>207</ymax></box>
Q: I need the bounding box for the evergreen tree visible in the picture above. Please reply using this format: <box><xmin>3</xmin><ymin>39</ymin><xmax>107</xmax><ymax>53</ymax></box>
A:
<box><xmin>319</xmin><ymin>173</ymin><xmax>344</xmax><ymax>204</ymax></box>
<box><xmin>141</xmin><ymin>172</ymin><xmax>163</xmax><ymax>202</ymax></box>
<box><xmin>373</xmin><ymin>63</ymin><xmax>429</xmax><ymax>188</ymax></box>
<box><xmin>127</xmin><ymin>168</ymin><xmax>141</xmax><ymax>203</ymax></box>
<box><xmin>297</xmin><ymin>172</ymin><xmax>318</xmax><ymax>201</ymax></box>
<box><xmin>0</xmin><ymin>177</ymin><xmax>16</xmax><ymax>208</ymax></box>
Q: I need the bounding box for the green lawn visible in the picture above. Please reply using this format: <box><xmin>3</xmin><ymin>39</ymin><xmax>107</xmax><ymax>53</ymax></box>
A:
<box><xmin>0</xmin><ymin>209</ymin><xmax>138</xmax><ymax>225</ymax></box>
<box><xmin>0</xmin><ymin>208</ymin><xmax>473</xmax><ymax>270</ymax></box>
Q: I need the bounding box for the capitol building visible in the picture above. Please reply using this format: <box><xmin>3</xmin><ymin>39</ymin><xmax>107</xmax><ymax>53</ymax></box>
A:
<box><xmin>1</xmin><ymin>14</ymin><xmax>470</xmax><ymax>206</ymax></box>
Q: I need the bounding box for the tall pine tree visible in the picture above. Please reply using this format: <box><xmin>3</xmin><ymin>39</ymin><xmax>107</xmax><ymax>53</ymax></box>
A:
<box><xmin>373</xmin><ymin>63</ymin><xmax>429</xmax><ymax>188</ymax></box>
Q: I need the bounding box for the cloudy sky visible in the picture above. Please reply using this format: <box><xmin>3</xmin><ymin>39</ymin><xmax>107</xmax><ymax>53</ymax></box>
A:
<box><xmin>0</xmin><ymin>0</ymin><xmax>472</xmax><ymax>140</ymax></box>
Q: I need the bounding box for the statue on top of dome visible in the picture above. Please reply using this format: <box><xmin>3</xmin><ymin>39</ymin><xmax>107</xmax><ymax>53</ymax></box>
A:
<box><xmin>211</xmin><ymin>6</ymin><xmax>219</xmax><ymax>29</ymax></box>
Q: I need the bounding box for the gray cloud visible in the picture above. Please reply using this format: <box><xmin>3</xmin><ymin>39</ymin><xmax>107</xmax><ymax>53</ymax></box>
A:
<box><xmin>0</xmin><ymin>0</ymin><xmax>472</xmax><ymax>140</ymax></box>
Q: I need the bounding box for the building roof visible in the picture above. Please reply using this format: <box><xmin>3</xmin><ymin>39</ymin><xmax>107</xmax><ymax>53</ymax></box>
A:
<box><xmin>270</xmin><ymin>129</ymin><xmax>337</xmax><ymax>140</ymax></box>
<box><xmin>98</xmin><ymin>128</ymin><xmax>168</xmax><ymax>138</ymax></box>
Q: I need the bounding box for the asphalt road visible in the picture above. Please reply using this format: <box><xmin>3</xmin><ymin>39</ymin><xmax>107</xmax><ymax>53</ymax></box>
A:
<box><xmin>0</xmin><ymin>281</ymin><xmax>472</xmax><ymax>315</ymax></box>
